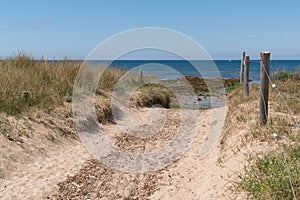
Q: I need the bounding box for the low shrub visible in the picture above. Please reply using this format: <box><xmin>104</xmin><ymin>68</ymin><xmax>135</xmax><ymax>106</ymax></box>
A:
<box><xmin>238</xmin><ymin>145</ymin><xmax>300</xmax><ymax>200</ymax></box>
<box><xmin>132</xmin><ymin>84</ymin><xmax>171</xmax><ymax>108</ymax></box>
<box><xmin>272</xmin><ymin>71</ymin><xmax>296</xmax><ymax>81</ymax></box>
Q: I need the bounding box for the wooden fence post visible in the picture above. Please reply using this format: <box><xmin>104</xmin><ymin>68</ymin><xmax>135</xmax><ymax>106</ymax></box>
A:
<box><xmin>259</xmin><ymin>52</ymin><xmax>271</xmax><ymax>123</ymax></box>
<box><xmin>139</xmin><ymin>69</ymin><xmax>143</xmax><ymax>81</ymax></box>
<box><xmin>240</xmin><ymin>51</ymin><xmax>246</xmax><ymax>83</ymax></box>
<box><xmin>244</xmin><ymin>56</ymin><xmax>250</xmax><ymax>97</ymax></box>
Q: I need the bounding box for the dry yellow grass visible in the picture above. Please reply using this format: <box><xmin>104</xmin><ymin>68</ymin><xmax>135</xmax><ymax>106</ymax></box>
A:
<box><xmin>0</xmin><ymin>53</ymin><xmax>171</xmax><ymax>117</ymax></box>
<box><xmin>0</xmin><ymin>53</ymin><xmax>80</xmax><ymax>114</ymax></box>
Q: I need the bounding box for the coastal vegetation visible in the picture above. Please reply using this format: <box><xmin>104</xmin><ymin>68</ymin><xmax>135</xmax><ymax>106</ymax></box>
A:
<box><xmin>0</xmin><ymin>52</ymin><xmax>79</xmax><ymax>115</ymax></box>
<box><xmin>1</xmin><ymin>52</ymin><xmax>299</xmax><ymax>199</ymax></box>
<box><xmin>0</xmin><ymin>53</ymin><xmax>241</xmax><ymax>116</ymax></box>
<box><xmin>272</xmin><ymin>70</ymin><xmax>300</xmax><ymax>81</ymax></box>
<box><xmin>223</xmin><ymin>72</ymin><xmax>300</xmax><ymax>199</ymax></box>
<box><xmin>239</xmin><ymin>146</ymin><xmax>300</xmax><ymax>199</ymax></box>
<box><xmin>0</xmin><ymin>53</ymin><xmax>171</xmax><ymax>116</ymax></box>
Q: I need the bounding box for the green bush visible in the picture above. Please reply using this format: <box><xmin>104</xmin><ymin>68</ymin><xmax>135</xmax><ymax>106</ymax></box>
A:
<box><xmin>133</xmin><ymin>84</ymin><xmax>171</xmax><ymax>108</ymax></box>
<box><xmin>238</xmin><ymin>145</ymin><xmax>300</xmax><ymax>200</ymax></box>
<box><xmin>272</xmin><ymin>71</ymin><xmax>296</xmax><ymax>81</ymax></box>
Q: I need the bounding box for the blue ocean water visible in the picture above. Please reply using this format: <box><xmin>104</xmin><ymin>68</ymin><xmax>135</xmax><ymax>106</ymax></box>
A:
<box><xmin>104</xmin><ymin>60</ymin><xmax>300</xmax><ymax>82</ymax></box>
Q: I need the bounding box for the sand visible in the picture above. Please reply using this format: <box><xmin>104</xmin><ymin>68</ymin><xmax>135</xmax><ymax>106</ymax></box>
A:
<box><xmin>0</xmin><ymin>106</ymin><xmax>269</xmax><ymax>199</ymax></box>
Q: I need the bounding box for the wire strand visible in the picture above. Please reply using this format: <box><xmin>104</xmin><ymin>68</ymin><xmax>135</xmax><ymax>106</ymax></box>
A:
<box><xmin>260</xmin><ymin>62</ymin><xmax>297</xmax><ymax>200</ymax></box>
<box><xmin>281</xmin><ymin>142</ymin><xmax>297</xmax><ymax>200</ymax></box>
<box><xmin>261</xmin><ymin>62</ymin><xmax>300</xmax><ymax>130</ymax></box>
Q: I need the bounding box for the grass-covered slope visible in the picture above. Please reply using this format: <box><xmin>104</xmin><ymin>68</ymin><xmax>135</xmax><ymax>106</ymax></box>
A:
<box><xmin>0</xmin><ymin>53</ymin><xmax>172</xmax><ymax>116</ymax></box>
<box><xmin>222</xmin><ymin>73</ymin><xmax>300</xmax><ymax>199</ymax></box>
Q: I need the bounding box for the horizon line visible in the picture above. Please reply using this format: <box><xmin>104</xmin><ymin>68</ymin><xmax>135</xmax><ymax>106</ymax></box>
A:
<box><xmin>2</xmin><ymin>58</ymin><xmax>300</xmax><ymax>61</ymax></box>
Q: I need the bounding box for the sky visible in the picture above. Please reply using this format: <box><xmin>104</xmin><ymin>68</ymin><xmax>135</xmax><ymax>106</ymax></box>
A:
<box><xmin>1</xmin><ymin>0</ymin><xmax>300</xmax><ymax>60</ymax></box>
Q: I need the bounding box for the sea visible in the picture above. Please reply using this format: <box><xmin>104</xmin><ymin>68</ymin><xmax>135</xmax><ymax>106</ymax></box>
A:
<box><xmin>102</xmin><ymin>60</ymin><xmax>300</xmax><ymax>82</ymax></box>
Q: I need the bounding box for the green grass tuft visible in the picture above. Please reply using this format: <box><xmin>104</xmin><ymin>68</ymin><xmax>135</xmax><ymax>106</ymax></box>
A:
<box><xmin>238</xmin><ymin>145</ymin><xmax>300</xmax><ymax>200</ymax></box>
<box><xmin>272</xmin><ymin>71</ymin><xmax>298</xmax><ymax>81</ymax></box>
<box><xmin>132</xmin><ymin>84</ymin><xmax>171</xmax><ymax>108</ymax></box>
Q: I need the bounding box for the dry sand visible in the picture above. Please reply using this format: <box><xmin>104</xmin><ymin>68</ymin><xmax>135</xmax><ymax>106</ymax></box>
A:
<box><xmin>0</xmin><ymin>106</ymin><xmax>271</xmax><ymax>199</ymax></box>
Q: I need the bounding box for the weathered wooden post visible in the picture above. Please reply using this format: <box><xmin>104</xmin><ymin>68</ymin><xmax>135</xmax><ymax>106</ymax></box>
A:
<box><xmin>240</xmin><ymin>51</ymin><xmax>246</xmax><ymax>83</ymax></box>
<box><xmin>259</xmin><ymin>52</ymin><xmax>271</xmax><ymax>123</ymax></box>
<box><xmin>139</xmin><ymin>69</ymin><xmax>143</xmax><ymax>81</ymax></box>
<box><xmin>244</xmin><ymin>56</ymin><xmax>250</xmax><ymax>97</ymax></box>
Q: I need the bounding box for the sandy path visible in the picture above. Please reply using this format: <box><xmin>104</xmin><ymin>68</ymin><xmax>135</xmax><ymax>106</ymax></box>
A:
<box><xmin>150</xmin><ymin>108</ymin><xmax>245</xmax><ymax>199</ymax></box>
<box><xmin>51</xmin><ymin>107</ymin><xmax>250</xmax><ymax>199</ymax></box>
<box><xmin>1</xmin><ymin>106</ymin><xmax>251</xmax><ymax>199</ymax></box>
<box><xmin>0</xmin><ymin>140</ymin><xmax>90</xmax><ymax>200</ymax></box>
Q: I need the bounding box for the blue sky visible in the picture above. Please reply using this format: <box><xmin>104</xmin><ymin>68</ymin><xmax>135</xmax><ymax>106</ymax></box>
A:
<box><xmin>1</xmin><ymin>0</ymin><xmax>300</xmax><ymax>60</ymax></box>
